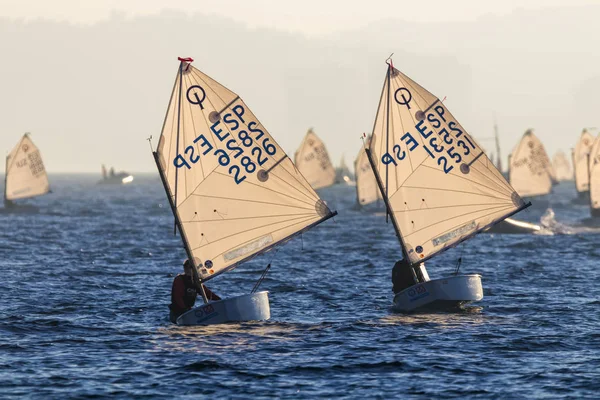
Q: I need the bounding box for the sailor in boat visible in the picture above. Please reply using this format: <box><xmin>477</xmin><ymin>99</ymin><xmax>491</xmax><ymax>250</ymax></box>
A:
<box><xmin>169</xmin><ymin>259</ymin><xmax>221</xmax><ymax>324</ymax></box>
<box><xmin>392</xmin><ymin>259</ymin><xmax>429</xmax><ymax>294</ymax></box>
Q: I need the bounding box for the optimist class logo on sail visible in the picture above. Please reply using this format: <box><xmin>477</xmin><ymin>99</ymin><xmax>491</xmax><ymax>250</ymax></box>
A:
<box><xmin>173</xmin><ymin>85</ymin><xmax>278</xmax><ymax>184</ymax></box>
<box><xmin>380</xmin><ymin>87</ymin><xmax>478</xmax><ymax>175</ymax></box>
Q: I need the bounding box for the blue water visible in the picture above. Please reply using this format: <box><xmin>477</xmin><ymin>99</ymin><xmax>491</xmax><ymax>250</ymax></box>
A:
<box><xmin>1</xmin><ymin>175</ymin><xmax>599</xmax><ymax>398</ymax></box>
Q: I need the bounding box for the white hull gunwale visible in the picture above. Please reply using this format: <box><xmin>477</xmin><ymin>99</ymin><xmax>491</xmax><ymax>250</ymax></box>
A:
<box><xmin>392</xmin><ymin>274</ymin><xmax>483</xmax><ymax>313</ymax></box>
<box><xmin>485</xmin><ymin>217</ymin><xmax>541</xmax><ymax>234</ymax></box>
<box><xmin>176</xmin><ymin>291</ymin><xmax>270</xmax><ymax>326</ymax></box>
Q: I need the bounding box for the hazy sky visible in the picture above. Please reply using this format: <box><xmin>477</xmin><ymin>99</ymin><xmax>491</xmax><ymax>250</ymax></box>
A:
<box><xmin>3</xmin><ymin>0</ymin><xmax>598</xmax><ymax>34</ymax></box>
<box><xmin>1</xmin><ymin>1</ymin><xmax>599</xmax><ymax>173</ymax></box>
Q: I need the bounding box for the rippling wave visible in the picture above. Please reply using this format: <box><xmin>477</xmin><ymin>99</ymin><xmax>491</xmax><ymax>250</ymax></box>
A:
<box><xmin>0</xmin><ymin>175</ymin><xmax>598</xmax><ymax>398</ymax></box>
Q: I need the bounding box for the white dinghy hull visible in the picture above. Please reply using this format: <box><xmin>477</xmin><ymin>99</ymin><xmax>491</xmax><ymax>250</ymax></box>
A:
<box><xmin>392</xmin><ymin>275</ymin><xmax>483</xmax><ymax>313</ymax></box>
<box><xmin>176</xmin><ymin>291</ymin><xmax>270</xmax><ymax>326</ymax></box>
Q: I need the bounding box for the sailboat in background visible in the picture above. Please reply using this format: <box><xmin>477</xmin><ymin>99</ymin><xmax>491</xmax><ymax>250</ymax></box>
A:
<box><xmin>98</xmin><ymin>164</ymin><xmax>134</xmax><ymax>185</ymax></box>
<box><xmin>588</xmin><ymin>134</ymin><xmax>600</xmax><ymax>217</ymax></box>
<box><xmin>365</xmin><ymin>57</ymin><xmax>529</xmax><ymax>312</ymax></box>
<box><xmin>294</xmin><ymin>129</ymin><xmax>336</xmax><ymax>190</ymax></box>
<box><xmin>552</xmin><ymin>151</ymin><xmax>573</xmax><ymax>181</ymax></box>
<box><xmin>335</xmin><ymin>154</ymin><xmax>355</xmax><ymax>185</ymax></box>
<box><xmin>2</xmin><ymin>133</ymin><xmax>50</xmax><ymax>213</ymax></box>
<box><xmin>572</xmin><ymin>129</ymin><xmax>594</xmax><ymax>200</ymax></box>
<box><xmin>486</xmin><ymin>125</ymin><xmax>541</xmax><ymax>234</ymax></box>
<box><xmin>354</xmin><ymin>135</ymin><xmax>382</xmax><ymax>208</ymax></box>
<box><xmin>152</xmin><ymin>57</ymin><xmax>337</xmax><ymax>325</ymax></box>
<box><xmin>508</xmin><ymin>129</ymin><xmax>554</xmax><ymax>202</ymax></box>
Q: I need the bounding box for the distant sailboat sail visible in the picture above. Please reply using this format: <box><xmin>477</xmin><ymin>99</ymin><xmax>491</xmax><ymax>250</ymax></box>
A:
<box><xmin>509</xmin><ymin>129</ymin><xmax>553</xmax><ymax>198</ymax></box>
<box><xmin>154</xmin><ymin>58</ymin><xmax>336</xmax><ymax>282</ymax></box>
<box><xmin>573</xmin><ymin>129</ymin><xmax>595</xmax><ymax>194</ymax></box>
<box><xmin>552</xmin><ymin>151</ymin><xmax>573</xmax><ymax>181</ymax></box>
<box><xmin>294</xmin><ymin>129</ymin><xmax>336</xmax><ymax>190</ymax></box>
<box><xmin>589</xmin><ymin>135</ymin><xmax>600</xmax><ymax>214</ymax></box>
<box><xmin>5</xmin><ymin>133</ymin><xmax>50</xmax><ymax>201</ymax></box>
<box><xmin>355</xmin><ymin>136</ymin><xmax>382</xmax><ymax>206</ymax></box>
<box><xmin>365</xmin><ymin>62</ymin><xmax>528</xmax><ymax>265</ymax></box>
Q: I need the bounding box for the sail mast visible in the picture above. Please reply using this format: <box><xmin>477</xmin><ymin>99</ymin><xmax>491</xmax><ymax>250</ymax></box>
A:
<box><xmin>153</xmin><ymin>151</ymin><xmax>209</xmax><ymax>304</ymax></box>
<box><xmin>494</xmin><ymin>120</ymin><xmax>502</xmax><ymax>172</ymax></box>
<box><xmin>366</xmin><ymin>61</ymin><xmax>409</xmax><ymax>260</ymax></box>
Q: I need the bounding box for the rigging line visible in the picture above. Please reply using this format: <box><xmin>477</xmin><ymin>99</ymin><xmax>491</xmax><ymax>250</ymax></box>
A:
<box><xmin>183</xmin><ymin>212</ymin><xmax>318</xmax><ymax>224</ymax></box>
<box><xmin>385</xmin><ymin>64</ymin><xmax>392</xmax><ymax>223</ymax></box>
<box><xmin>190</xmin><ymin>214</ymin><xmax>318</xmax><ymax>253</ymax></box>
<box><xmin>419</xmin><ymin>164</ymin><xmax>515</xmax><ymax>199</ymax></box>
<box><xmin>268</xmin><ymin>164</ymin><xmax>321</xmax><ymax>205</ymax></box>
<box><xmin>212</xmin><ymin>170</ymin><xmax>317</xmax><ymax>208</ymax></box>
<box><xmin>402</xmin><ymin>203</ymin><xmax>515</xmax><ymax>239</ymax></box>
<box><xmin>190</xmin><ymin>193</ymin><xmax>315</xmax><ymax>211</ymax></box>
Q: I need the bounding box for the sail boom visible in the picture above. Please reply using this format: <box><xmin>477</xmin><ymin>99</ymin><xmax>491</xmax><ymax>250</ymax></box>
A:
<box><xmin>409</xmin><ymin>201</ymin><xmax>532</xmax><ymax>268</ymax></box>
<box><xmin>200</xmin><ymin>210</ymin><xmax>338</xmax><ymax>283</ymax></box>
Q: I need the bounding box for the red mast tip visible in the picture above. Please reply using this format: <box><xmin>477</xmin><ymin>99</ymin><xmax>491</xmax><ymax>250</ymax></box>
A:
<box><xmin>178</xmin><ymin>57</ymin><xmax>194</xmax><ymax>62</ymax></box>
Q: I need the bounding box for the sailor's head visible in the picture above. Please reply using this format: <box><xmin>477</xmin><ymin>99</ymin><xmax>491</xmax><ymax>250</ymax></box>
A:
<box><xmin>183</xmin><ymin>259</ymin><xmax>193</xmax><ymax>276</ymax></box>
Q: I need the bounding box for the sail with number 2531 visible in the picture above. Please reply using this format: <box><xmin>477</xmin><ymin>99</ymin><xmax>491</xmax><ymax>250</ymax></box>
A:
<box><xmin>365</xmin><ymin>61</ymin><xmax>529</xmax><ymax>266</ymax></box>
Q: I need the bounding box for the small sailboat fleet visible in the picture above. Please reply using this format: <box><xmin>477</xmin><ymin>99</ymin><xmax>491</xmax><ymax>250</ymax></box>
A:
<box><xmin>2</xmin><ymin>133</ymin><xmax>50</xmax><ymax>213</ymax></box>
<box><xmin>294</xmin><ymin>129</ymin><xmax>336</xmax><ymax>190</ymax></box>
<box><xmin>364</xmin><ymin>58</ymin><xmax>530</xmax><ymax>311</ymax></box>
<box><xmin>152</xmin><ymin>57</ymin><xmax>337</xmax><ymax>325</ymax></box>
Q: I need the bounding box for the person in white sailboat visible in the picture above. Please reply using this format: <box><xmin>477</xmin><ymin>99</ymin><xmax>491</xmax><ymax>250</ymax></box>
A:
<box><xmin>392</xmin><ymin>259</ymin><xmax>427</xmax><ymax>293</ymax></box>
<box><xmin>169</xmin><ymin>260</ymin><xmax>220</xmax><ymax>323</ymax></box>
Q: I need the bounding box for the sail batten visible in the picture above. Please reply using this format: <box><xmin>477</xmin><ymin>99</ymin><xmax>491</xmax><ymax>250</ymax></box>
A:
<box><xmin>366</xmin><ymin>64</ymin><xmax>526</xmax><ymax>266</ymax></box>
<box><xmin>156</xmin><ymin>59</ymin><xmax>334</xmax><ymax>282</ymax></box>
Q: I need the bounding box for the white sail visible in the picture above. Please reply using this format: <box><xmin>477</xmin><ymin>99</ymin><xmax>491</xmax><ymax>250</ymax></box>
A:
<box><xmin>509</xmin><ymin>130</ymin><xmax>553</xmax><ymax>198</ymax></box>
<box><xmin>552</xmin><ymin>151</ymin><xmax>573</xmax><ymax>181</ymax></box>
<box><xmin>366</xmin><ymin>63</ymin><xmax>527</xmax><ymax>265</ymax></box>
<box><xmin>155</xmin><ymin>59</ymin><xmax>335</xmax><ymax>282</ymax></box>
<box><xmin>573</xmin><ymin>129</ymin><xmax>595</xmax><ymax>193</ymax></box>
<box><xmin>5</xmin><ymin>133</ymin><xmax>50</xmax><ymax>201</ymax></box>
<box><xmin>294</xmin><ymin>129</ymin><xmax>336</xmax><ymax>190</ymax></box>
<box><xmin>355</xmin><ymin>139</ymin><xmax>382</xmax><ymax>206</ymax></box>
<box><xmin>590</xmin><ymin>135</ymin><xmax>600</xmax><ymax>211</ymax></box>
